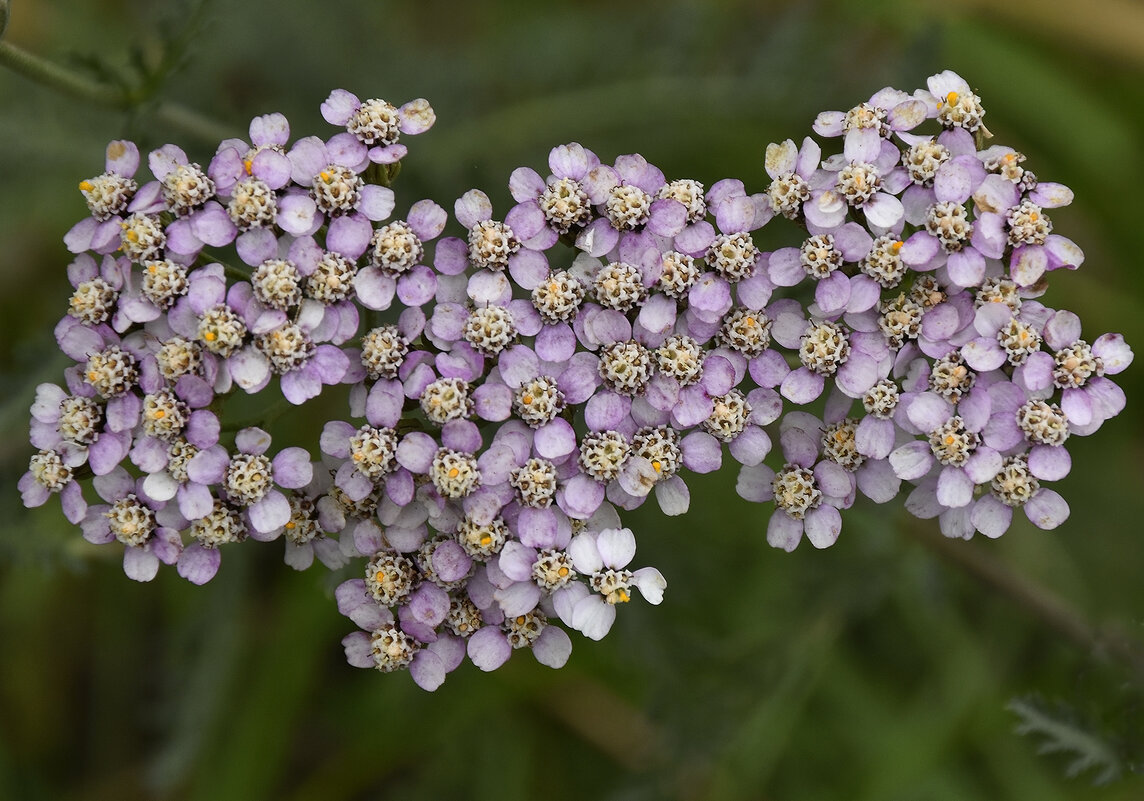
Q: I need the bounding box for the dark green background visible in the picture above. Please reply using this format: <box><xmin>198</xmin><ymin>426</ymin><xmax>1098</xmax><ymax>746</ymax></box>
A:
<box><xmin>2</xmin><ymin>1</ymin><xmax>1142</xmax><ymax>799</ymax></box>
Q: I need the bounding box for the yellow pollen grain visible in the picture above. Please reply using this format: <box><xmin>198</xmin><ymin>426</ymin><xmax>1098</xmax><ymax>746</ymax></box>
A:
<box><xmin>125</xmin><ymin>230</ymin><xmax>139</xmax><ymax>243</ymax></box>
<box><xmin>204</xmin><ymin>331</ymin><xmax>217</xmax><ymax>342</ymax></box>
<box><xmin>515</xmin><ymin>615</ymin><xmax>526</xmax><ymax>625</ymax></box>
<box><xmin>652</xmin><ymin>460</ymin><xmax>662</xmax><ymax>473</ymax></box>
<box><xmin>243</xmin><ymin>159</ymin><xmax>253</xmax><ymax>175</ymax></box>
<box><xmin>448</xmin><ymin>467</ymin><xmax>460</xmax><ymax>479</ymax></box>
<box><xmin>548</xmin><ymin>282</ymin><xmax>559</xmax><ymax>293</ymax></box>
<box><xmin>320</xmin><ymin>171</ymin><xmax>333</xmax><ymax>184</ymax></box>
<box><xmin>153</xmin><ymin>409</ymin><xmax>166</xmax><ymax>419</ymax></box>
<box><xmin>79</xmin><ymin>180</ymin><xmax>94</xmax><ymax>192</ymax></box>
<box><xmin>892</xmin><ymin>240</ymin><xmax>903</xmax><ymax>252</ymax></box>
<box><xmin>946</xmin><ymin>91</ymin><xmax>960</xmax><ymax>106</ymax></box>
<box><xmin>352</xmin><ymin>452</ymin><xmax>363</xmax><ymax>461</ymax></box>
<box><xmin>522</xmin><ymin>393</ymin><xmax>533</xmax><ymax>405</ymax></box>
<box><xmin>1031</xmin><ymin>212</ymin><xmax>1039</xmax><ymax>221</ymax></box>
<box><xmin>285</xmin><ymin>521</ymin><xmax>295</xmax><ymax>529</ymax></box>
<box><xmin>557</xmin><ymin>566</ymin><xmax>569</xmax><ymax>577</ymax></box>
<box><xmin>945</xmin><ymin>435</ymin><xmax>955</xmax><ymax>445</ymax></box>
<box><xmin>616</xmin><ymin>589</ymin><xmax>630</xmax><ymax>603</ymax></box>
<box><xmin>148</xmin><ymin>264</ymin><xmax>158</xmax><ymax>273</ymax></box>
<box><xmin>746</xmin><ymin>316</ymin><xmax>756</xmax><ymax>327</ymax></box>
<box><xmin>87</xmin><ymin>371</ymin><xmax>98</xmax><ymax>382</ymax></box>
<box><xmin>479</xmin><ymin>534</ymin><xmax>492</xmax><ymax>546</ymax></box>
<box><xmin>374</xmin><ymin>571</ymin><xmax>386</xmax><ymax>583</ymax></box>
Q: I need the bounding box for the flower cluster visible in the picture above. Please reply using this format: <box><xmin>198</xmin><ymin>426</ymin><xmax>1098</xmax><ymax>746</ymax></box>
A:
<box><xmin>21</xmin><ymin>73</ymin><xmax>1131</xmax><ymax>690</ymax></box>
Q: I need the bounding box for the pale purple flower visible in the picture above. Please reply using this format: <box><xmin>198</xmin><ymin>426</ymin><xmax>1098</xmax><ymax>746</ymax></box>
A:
<box><xmin>563</xmin><ymin>527</ymin><xmax>665</xmax><ymax>640</ymax></box>
<box><xmin>337</xmin><ymin>579</ymin><xmax>465</xmax><ymax>691</ymax></box>
<box><xmin>282</xmin><ymin>134</ymin><xmax>396</xmax><ymax>238</ymax></box>
<box><xmin>574</xmin><ymin>153</ymin><xmax>688</xmax><ymax>257</ymax></box>
<box><xmin>208</xmin><ymin>112</ymin><xmax>294</xmax><ymax>196</ymax></box>
<box><xmin>185</xmin><ymin>426</ymin><xmax>313</xmax><ymax>536</ymax></box>
<box><xmin>889</xmin><ymin>390</ymin><xmax>1001</xmax><ymax>511</ymax></box>
<box><xmin>812</xmin><ymin>88</ymin><xmax>928</xmax><ymax>161</ymax></box>
<box><xmin>65</xmin><ymin>140</ymin><xmax>143</xmax><ymax>254</ymax></box>
<box><xmin>78</xmin><ymin>465</ymin><xmax>182</xmax><ymax>581</ymax></box>
<box><xmin>736</xmin><ymin>411</ymin><xmax>856</xmax><ymax>551</ymax></box>
<box><xmin>18</xmin><ymin>443</ymin><xmax>88</xmax><ymax>524</ymax></box>
<box><xmin>321</xmin><ymin>90</ymin><xmax>436</xmax><ymax>164</ymax></box>
<box><xmin>509</xmin><ymin>143</ymin><xmax>601</xmax><ymax>248</ymax></box>
<box><xmin>354</xmin><ymin>199</ymin><xmax>446</xmax><ymax>312</ymax></box>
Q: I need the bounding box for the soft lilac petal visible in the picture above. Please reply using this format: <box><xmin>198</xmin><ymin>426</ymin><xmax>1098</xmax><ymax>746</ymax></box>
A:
<box><xmin>467</xmin><ymin>626</ymin><xmax>512</xmax><ymax>671</ymax></box>
<box><xmin>1028</xmin><ymin>445</ymin><xmax>1071</xmax><ymax>481</ymax></box>
<box><xmin>177</xmin><ymin>543</ymin><xmax>221</xmax><ymax>585</ymax></box>
<box><xmin>936</xmin><ymin>465</ymin><xmax>974</xmax><ymax>508</ymax></box>
<box><xmin>971</xmin><ymin>495</ymin><xmax>1013</xmax><ymax>538</ymax></box>
<box><xmin>123</xmin><ymin>547</ymin><xmax>160</xmax><ymax>582</ymax></box>
<box><xmin>804</xmin><ymin>505</ymin><xmax>842</xmax><ymax>548</ymax></box>
<box><xmin>272</xmin><ymin>448</ymin><xmax>314</xmax><ymax>488</ymax></box>
<box><xmin>890</xmin><ymin>440</ymin><xmax>935</xmax><ymax>481</ymax></box>
<box><xmin>249</xmin><ymin>492</ymin><xmax>291</xmax><ymax>533</ymax></box>
<box><xmin>1024</xmin><ymin>489</ymin><xmax>1069</xmax><ymax>530</ymax></box>
<box><xmin>766</xmin><ymin>512</ymin><xmax>804</xmax><ymax>552</ymax></box>
<box><xmin>532</xmin><ymin>626</ymin><xmax>573</xmax><ymax>668</ymax></box>
<box><xmin>780</xmin><ymin>368</ymin><xmax>825</xmax><ymax>405</ymax></box>
<box><xmin>571</xmin><ymin>595</ymin><xmax>617</xmax><ymax>641</ymax></box>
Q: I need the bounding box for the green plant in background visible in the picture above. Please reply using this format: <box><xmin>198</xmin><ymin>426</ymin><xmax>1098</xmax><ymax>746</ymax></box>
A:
<box><xmin>2</xmin><ymin>1</ymin><xmax>1143</xmax><ymax>799</ymax></box>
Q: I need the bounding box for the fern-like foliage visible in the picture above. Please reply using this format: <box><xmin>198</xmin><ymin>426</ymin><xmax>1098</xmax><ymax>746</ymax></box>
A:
<box><xmin>1008</xmin><ymin>696</ymin><xmax>1123</xmax><ymax>785</ymax></box>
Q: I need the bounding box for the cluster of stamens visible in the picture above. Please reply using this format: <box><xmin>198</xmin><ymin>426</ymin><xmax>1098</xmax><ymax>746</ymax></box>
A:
<box><xmin>925</xmin><ymin>202</ymin><xmax>973</xmax><ymax>252</ymax></box>
<box><xmin>928</xmin><ymin>416</ymin><xmax>979</xmax><ymax>466</ymax></box>
<box><xmin>799</xmin><ymin>322</ymin><xmax>850</xmax><ymax>375</ymax></box>
<box><xmin>772</xmin><ymin>465</ymin><xmax>822</xmax><ymax>519</ymax></box>
<box><xmin>1016</xmin><ymin>400</ymin><xmax>1070</xmax><ymax>446</ymax></box>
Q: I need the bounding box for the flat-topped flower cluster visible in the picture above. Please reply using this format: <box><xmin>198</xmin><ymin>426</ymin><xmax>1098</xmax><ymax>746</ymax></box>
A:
<box><xmin>21</xmin><ymin>73</ymin><xmax>1131</xmax><ymax>690</ymax></box>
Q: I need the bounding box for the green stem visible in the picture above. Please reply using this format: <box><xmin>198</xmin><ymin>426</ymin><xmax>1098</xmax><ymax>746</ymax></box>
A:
<box><xmin>0</xmin><ymin>39</ymin><xmax>237</xmax><ymax>145</ymax></box>
<box><xmin>906</xmin><ymin>522</ymin><xmax>1144</xmax><ymax>683</ymax></box>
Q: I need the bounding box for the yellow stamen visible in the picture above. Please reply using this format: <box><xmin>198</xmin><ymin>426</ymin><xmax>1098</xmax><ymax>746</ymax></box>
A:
<box><xmin>319</xmin><ymin>170</ymin><xmax>333</xmax><ymax>184</ymax></box>
<box><xmin>945</xmin><ymin>435</ymin><xmax>955</xmax><ymax>445</ymax></box>
<box><xmin>125</xmin><ymin>230</ymin><xmax>139</xmax><ymax>243</ymax></box>
<box><xmin>374</xmin><ymin>571</ymin><xmax>386</xmax><ymax>583</ymax></box>
<box><xmin>652</xmin><ymin>460</ymin><xmax>662</xmax><ymax>473</ymax></box>
<box><xmin>946</xmin><ymin>91</ymin><xmax>959</xmax><ymax>107</ymax></box>
<box><xmin>557</xmin><ymin>566</ymin><xmax>569</xmax><ymax>577</ymax></box>
<box><xmin>285</xmin><ymin>521</ymin><xmax>296</xmax><ymax>529</ymax></box>
<box><xmin>243</xmin><ymin>159</ymin><xmax>253</xmax><ymax>176</ymax></box>
<box><xmin>479</xmin><ymin>534</ymin><xmax>492</xmax><ymax>547</ymax></box>
<box><xmin>79</xmin><ymin>180</ymin><xmax>94</xmax><ymax>192</ymax></box>
<box><xmin>87</xmin><ymin>371</ymin><xmax>99</xmax><ymax>382</ymax></box>
<box><xmin>521</xmin><ymin>393</ymin><xmax>533</xmax><ymax>405</ymax></box>
<box><xmin>448</xmin><ymin>467</ymin><xmax>460</xmax><ymax>479</ymax></box>
<box><xmin>892</xmin><ymin>240</ymin><xmax>904</xmax><ymax>253</ymax></box>
<box><xmin>616</xmin><ymin>588</ymin><xmax>630</xmax><ymax>604</ymax></box>
<box><xmin>148</xmin><ymin>264</ymin><xmax>158</xmax><ymax>274</ymax></box>
<box><xmin>204</xmin><ymin>331</ymin><xmax>217</xmax><ymax>342</ymax></box>
<box><xmin>153</xmin><ymin>409</ymin><xmax>166</xmax><ymax>419</ymax></box>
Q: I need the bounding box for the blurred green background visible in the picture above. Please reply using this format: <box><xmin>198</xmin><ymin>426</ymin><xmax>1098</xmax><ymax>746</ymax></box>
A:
<box><xmin>2</xmin><ymin>1</ymin><xmax>1143</xmax><ymax>799</ymax></box>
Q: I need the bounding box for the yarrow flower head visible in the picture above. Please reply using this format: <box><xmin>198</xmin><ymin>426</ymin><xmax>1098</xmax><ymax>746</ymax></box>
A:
<box><xmin>23</xmin><ymin>72</ymin><xmax>1132</xmax><ymax>692</ymax></box>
